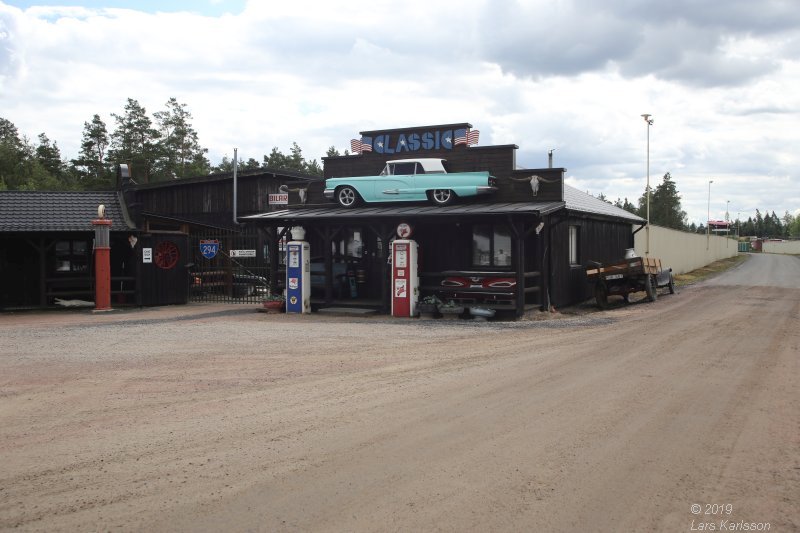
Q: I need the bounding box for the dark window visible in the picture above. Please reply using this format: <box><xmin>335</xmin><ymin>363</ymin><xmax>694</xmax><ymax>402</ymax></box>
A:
<box><xmin>472</xmin><ymin>224</ymin><xmax>512</xmax><ymax>268</ymax></box>
<box><xmin>392</xmin><ymin>162</ymin><xmax>416</xmax><ymax>175</ymax></box>
<box><xmin>54</xmin><ymin>240</ymin><xmax>90</xmax><ymax>273</ymax></box>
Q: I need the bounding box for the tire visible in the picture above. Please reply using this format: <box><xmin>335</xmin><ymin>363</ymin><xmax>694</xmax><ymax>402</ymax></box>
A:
<box><xmin>336</xmin><ymin>186</ymin><xmax>360</xmax><ymax>208</ymax></box>
<box><xmin>645</xmin><ymin>274</ymin><xmax>658</xmax><ymax>302</ymax></box>
<box><xmin>595</xmin><ymin>283</ymin><xmax>608</xmax><ymax>309</ymax></box>
<box><xmin>429</xmin><ymin>189</ymin><xmax>455</xmax><ymax>206</ymax></box>
<box><xmin>668</xmin><ymin>274</ymin><xmax>675</xmax><ymax>294</ymax></box>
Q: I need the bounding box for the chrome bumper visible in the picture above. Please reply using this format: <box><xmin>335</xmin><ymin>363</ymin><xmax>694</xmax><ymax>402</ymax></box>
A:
<box><xmin>323</xmin><ymin>188</ymin><xmax>334</xmax><ymax>199</ymax></box>
<box><xmin>476</xmin><ymin>186</ymin><xmax>498</xmax><ymax>195</ymax></box>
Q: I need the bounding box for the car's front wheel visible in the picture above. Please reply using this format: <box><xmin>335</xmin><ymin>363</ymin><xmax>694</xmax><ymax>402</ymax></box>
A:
<box><xmin>336</xmin><ymin>186</ymin><xmax>360</xmax><ymax>208</ymax></box>
<box><xmin>429</xmin><ymin>189</ymin><xmax>455</xmax><ymax>206</ymax></box>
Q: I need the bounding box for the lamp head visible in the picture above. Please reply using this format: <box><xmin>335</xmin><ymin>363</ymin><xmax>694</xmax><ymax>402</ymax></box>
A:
<box><xmin>641</xmin><ymin>113</ymin><xmax>653</xmax><ymax>125</ymax></box>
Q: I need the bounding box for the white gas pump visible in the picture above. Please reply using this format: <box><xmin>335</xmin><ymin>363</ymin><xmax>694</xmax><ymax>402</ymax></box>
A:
<box><xmin>391</xmin><ymin>238</ymin><xmax>419</xmax><ymax>317</ymax></box>
<box><xmin>286</xmin><ymin>237</ymin><xmax>310</xmax><ymax>314</ymax></box>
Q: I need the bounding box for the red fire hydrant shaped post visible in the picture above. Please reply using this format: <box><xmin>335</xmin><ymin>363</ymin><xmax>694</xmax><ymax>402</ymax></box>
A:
<box><xmin>92</xmin><ymin>206</ymin><xmax>112</xmax><ymax>311</ymax></box>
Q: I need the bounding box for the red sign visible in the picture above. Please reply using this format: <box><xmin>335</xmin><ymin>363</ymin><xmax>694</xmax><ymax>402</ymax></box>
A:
<box><xmin>396</xmin><ymin>223</ymin><xmax>412</xmax><ymax>238</ymax></box>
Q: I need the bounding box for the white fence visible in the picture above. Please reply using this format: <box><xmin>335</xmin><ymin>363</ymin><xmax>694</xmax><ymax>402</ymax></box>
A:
<box><xmin>633</xmin><ymin>225</ymin><xmax>739</xmax><ymax>275</ymax></box>
<box><xmin>762</xmin><ymin>240</ymin><xmax>800</xmax><ymax>255</ymax></box>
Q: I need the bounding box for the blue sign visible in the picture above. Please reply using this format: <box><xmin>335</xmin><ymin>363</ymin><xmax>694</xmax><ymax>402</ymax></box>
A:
<box><xmin>200</xmin><ymin>239</ymin><xmax>220</xmax><ymax>259</ymax></box>
<box><xmin>352</xmin><ymin>126</ymin><xmax>480</xmax><ymax>155</ymax></box>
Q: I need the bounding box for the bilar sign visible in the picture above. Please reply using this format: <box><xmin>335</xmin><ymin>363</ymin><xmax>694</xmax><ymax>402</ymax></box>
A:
<box><xmin>351</xmin><ymin>126</ymin><xmax>479</xmax><ymax>155</ymax></box>
<box><xmin>200</xmin><ymin>239</ymin><xmax>220</xmax><ymax>259</ymax></box>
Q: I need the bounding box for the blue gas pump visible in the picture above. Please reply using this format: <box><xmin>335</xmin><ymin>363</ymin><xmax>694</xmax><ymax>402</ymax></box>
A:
<box><xmin>286</xmin><ymin>240</ymin><xmax>311</xmax><ymax>313</ymax></box>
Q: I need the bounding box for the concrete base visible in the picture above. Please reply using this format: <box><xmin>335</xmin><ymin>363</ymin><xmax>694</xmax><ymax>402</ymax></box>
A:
<box><xmin>317</xmin><ymin>307</ymin><xmax>378</xmax><ymax>316</ymax></box>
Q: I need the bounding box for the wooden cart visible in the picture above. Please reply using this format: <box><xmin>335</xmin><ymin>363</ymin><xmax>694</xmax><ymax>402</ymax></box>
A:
<box><xmin>585</xmin><ymin>255</ymin><xmax>675</xmax><ymax>309</ymax></box>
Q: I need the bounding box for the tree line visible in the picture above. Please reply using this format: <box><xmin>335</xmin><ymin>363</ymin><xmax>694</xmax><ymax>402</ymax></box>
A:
<box><xmin>0</xmin><ymin>97</ymin><xmax>332</xmax><ymax>191</ymax></box>
<box><xmin>2</xmin><ymin>106</ymin><xmax>796</xmax><ymax>238</ymax></box>
<box><xmin>599</xmin><ymin>172</ymin><xmax>800</xmax><ymax>239</ymax></box>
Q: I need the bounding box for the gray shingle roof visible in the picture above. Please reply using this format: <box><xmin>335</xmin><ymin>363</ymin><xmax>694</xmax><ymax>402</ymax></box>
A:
<box><xmin>0</xmin><ymin>191</ymin><xmax>136</xmax><ymax>232</ymax></box>
<box><xmin>563</xmin><ymin>185</ymin><xmax>644</xmax><ymax>223</ymax></box>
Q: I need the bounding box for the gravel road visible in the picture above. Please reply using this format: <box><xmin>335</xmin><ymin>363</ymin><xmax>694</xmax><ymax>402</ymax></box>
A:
<box><xmin>1</xmin><ymin>253</ymin><xmax>798</xmax><ymax>532</ymax></box>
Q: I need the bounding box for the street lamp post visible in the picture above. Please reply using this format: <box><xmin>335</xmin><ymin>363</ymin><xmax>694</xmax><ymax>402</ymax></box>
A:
<box><xmin>737</xmin><ymin>212</ymin><xmax>741</xmax><ymax>239</ymax></box>
<box><xmin>707</xmin><ymin>180</ymin><xmax>714</xmax><ymax>250</ymax></box>
<box><xmin>726</xmin><ymin>200</ymin><xmax>730</xmax><ymax>247</ymax></box>
<box><xmin>641</xmin><ymin>114</ymin><xmax>654</xmax><ymax>255</ymax></box>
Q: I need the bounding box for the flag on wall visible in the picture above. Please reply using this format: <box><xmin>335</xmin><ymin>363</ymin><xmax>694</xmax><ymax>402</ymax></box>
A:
<box><xmin>454</xmin><ymin>128</ymin><xmax>467</xmax><ymax>146</ymax></box>
<box><xmin>466</xmin><ymin>129</ymin><xmax>480</xmax><ymax>146</ymax></box>
<box><xmin>350</xmin><ymin>138</ymin><xmax>373</xmax><ymax>154</ymax></box>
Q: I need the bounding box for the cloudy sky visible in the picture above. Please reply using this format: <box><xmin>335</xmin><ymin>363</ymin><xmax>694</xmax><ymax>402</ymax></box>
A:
<box><xmin>1</xmin><ymin>0</ymin><xmax>798</xmax><ymax>225</ymax></box>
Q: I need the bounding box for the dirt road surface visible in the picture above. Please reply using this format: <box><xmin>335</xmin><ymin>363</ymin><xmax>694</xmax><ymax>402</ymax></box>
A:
<box><xmin>1</xmin><ymin>253</ymin><xmax>798</xmax><ymax>532</ymax></box>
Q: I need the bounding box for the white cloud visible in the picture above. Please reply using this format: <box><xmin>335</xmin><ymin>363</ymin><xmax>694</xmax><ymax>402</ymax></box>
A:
<box><xmin>0</xmin><ymin>0</ymin><xmax>797</xmax><ymax>225</ymax></box>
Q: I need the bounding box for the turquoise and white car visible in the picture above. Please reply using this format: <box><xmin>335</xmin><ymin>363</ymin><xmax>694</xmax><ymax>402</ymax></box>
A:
<box><xmin>324</xmin><ymin>158</ymin><xmax>498</xmax><ymax>208</ymax></box>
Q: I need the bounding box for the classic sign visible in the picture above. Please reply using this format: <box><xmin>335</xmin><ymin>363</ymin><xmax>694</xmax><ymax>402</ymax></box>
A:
<box><xmin>351</xmin><ymin>127</ymin><xmax>479</xmax><ymax>155</ymax></box>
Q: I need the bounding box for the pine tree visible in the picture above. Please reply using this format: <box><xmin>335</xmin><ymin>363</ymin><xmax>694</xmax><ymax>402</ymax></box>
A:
<box><xmin>637</xmin><ymin>172</ymin><xmax>687</xmax><ymax>230</ymax></box>
<box><xmin>72</xmin><ymin>114</ymin><xmax>112</xmax><ymax>189</ymax></box>
<box><xmin>0</xmin><ymin>117</ymin><xmax>25</xmax><ymax>189</ymax></box>
<box><xmin>152</xmin><ymin>98</ymin><xmax>209</xmax><ymax>180</ymax></box>
<box><xmin>108</xmin><ymin>98</ymin><xmax>161</xmax><ymax>183</ymax></box>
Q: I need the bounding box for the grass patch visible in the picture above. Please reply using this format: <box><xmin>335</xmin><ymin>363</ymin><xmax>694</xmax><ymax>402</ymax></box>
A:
<box><xmin>674</xmin><ymin>254</ymin><xmax>750</xmax><ymax>287</ymax></box>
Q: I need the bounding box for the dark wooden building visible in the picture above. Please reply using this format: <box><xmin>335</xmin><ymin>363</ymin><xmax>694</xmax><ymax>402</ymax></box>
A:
<box><xmin>0</xmin><ymin>165</ymin><xmax>318</xmax><ymax>309</ymax></box>
<box><xmin>0</xmin><ymin>190</ymin><xmax>139</xmax><ymax>309</ymax></box>
<box><xmin>245</xmin><ymin>123</ymin><xmax>644</xmax><ymax>316</ymax></box>
<box><xmin>123</xmin><ymin>165</ymin><xmax>318</xmax><ymax>305</ymax></box>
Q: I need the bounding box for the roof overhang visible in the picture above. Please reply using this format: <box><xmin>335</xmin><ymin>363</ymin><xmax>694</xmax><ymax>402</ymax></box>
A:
<box><xmin>242</xmin><ymin>201</ymin><xmax>565</xmax><ymax>223</ymax></box>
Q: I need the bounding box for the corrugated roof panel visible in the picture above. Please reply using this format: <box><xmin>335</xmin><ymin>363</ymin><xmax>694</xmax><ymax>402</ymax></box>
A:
<box><xmin>563</xmin><ymin>185</ymin><xmax>644</xmax><ymax>222</ymax></box>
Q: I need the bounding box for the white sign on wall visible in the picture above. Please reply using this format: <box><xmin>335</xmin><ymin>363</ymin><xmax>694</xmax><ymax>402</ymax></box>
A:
<box><xmin>230</xmin><ymin>249</ymin><xmax>256</xmax><ymax>258</ymax></box>
<box><xmin>269</xmin><ymin>193</ymin><xmax>289</xmax><ymax>205</ymax></box>
<box><xmin>143</xmin><ymin>248</ymin><xmax>152</xmax><ymax>263</ymax></box>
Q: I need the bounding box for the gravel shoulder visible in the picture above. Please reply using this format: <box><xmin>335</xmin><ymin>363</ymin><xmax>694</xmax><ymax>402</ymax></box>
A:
<box><xmin>1</xmin><ymin>254</ymin><xmax>798</xmax><ymax>532</ymax></box>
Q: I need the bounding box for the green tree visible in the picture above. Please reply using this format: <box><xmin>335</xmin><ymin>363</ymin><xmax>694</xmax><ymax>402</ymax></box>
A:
<box><xmin>72</xmin><ymin>114</ymin><xmax>112</xmax><ymax>189</ymax></box>
<box><xmin>35</xmin><ymin>133</ymin><xmax>77</xmax><ymax>189</ymax></box>
<box><xmin>0</xmin><ymin>117</ymin><xmax>25</xmax><ymax>189</ymax></box>
<box><xmin>242</xmin><ymin>157</ymin><xmax>260</xmax><ymax>170</ymax></box>
<box><xmin>108</xmin><ymin>98</ymin><xmax>161</xmax><ymax>183</ymax></box>
<box><xmin>263</xmin><ymin>146</ymin><xmax>290</xmax><ymax>170</ymax></box>
<box><xmin>790</xmin><ymin>214</ymin><xmax>800</xmax><ymax>238</ymax></box>
<box><xmin>754</xmin><ymin>210</ymin><xmax>764</xmax><ymax>236</ymax></box>
<box><xmin>782</xmin><ymin>211</ymin><xmax>796</xmax><ymax>238</ymax></box>
<box><xmin>614</xmin><ymin>197</ymin><xmax>638</xmax><ymax>215</ymax></box>
<box><xmin>152</xmin><ymin>97</ymin><xmax>209</xmax><ymax>180</ymax></box>
<box><xmin>212</xmin><ymin>154</ymin><xmax>260</xmax><ymax>173</ymax></box>
<box><xmin>637</xmin><ymin>172</ymin><xmax>687</xmax><ymax>230</ymax></box>
<box><xmin>261</xmin><ymin>142</ymin><xmax>322</xmax><ymax>176</ymax></box>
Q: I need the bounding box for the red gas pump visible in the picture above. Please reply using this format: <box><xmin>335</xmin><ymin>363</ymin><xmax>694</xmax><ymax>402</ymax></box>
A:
<box><xmin>391</xmin><ymin>239</ymin><xmax>419</xmax><ymax>317</ymax></box>
<box><xmin>92</xmin><ymin>205</ymin><xmax>112</xmax><ymax>311</ymax></box>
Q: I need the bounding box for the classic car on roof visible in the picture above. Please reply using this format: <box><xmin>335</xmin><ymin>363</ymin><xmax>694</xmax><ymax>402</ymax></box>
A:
<box><xmin>324</xmin><ymin>158</ymin><xmax>498</xmax><ymax>208</ymax></box>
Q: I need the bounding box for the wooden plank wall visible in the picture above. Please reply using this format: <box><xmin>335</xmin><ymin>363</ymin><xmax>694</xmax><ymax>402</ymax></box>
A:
<box><xmin>549</xmin><ymin>214</ymin><xmax>635</xmax><ymax>307</ymax></box>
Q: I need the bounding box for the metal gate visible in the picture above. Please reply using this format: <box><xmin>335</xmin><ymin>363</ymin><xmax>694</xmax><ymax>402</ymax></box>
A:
<box><xmin>189</xmin><ymin>228</ymin><xmax>271</xmax><ymax>304</ymax></box>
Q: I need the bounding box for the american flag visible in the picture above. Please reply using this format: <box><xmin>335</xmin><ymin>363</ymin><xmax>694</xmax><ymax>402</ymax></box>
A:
<box><xmin>350</xmin><ymin>137</ymin><xmax>372</xmax><ymax>154</ymax></box>
<box><xmin>454</xmin><ymin>128</ymin><xmax>467</xmax><ymax>146</ymax></box>
<box><xmin>466</xmin><ymin>129</ymin><xmax>480</xmax><ymax>146</ymax></box>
